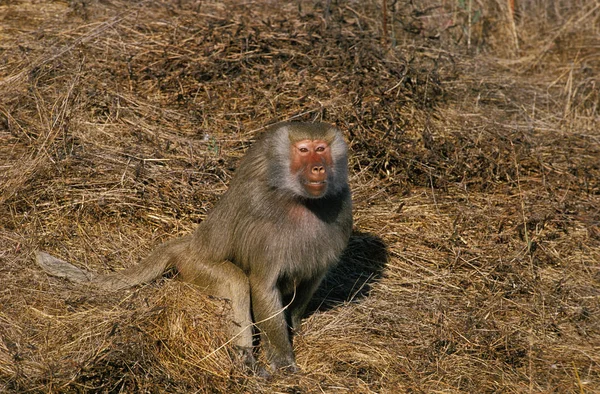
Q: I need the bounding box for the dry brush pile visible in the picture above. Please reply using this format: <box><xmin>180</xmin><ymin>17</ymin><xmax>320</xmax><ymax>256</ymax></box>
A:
<box><xmin>0</xmin><ymin>0</ymin><xmax>598</xmax><ymax>392</ymax></box>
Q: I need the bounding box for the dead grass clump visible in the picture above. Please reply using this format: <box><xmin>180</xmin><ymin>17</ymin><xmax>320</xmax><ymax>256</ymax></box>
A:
<box><xmin>1</xmin><ymin>0</ymin><xmax>599</xmax><ymax>392</ymax></box>
<box><xmin>1</xmin><ymin>272</ymin><xmax>241</xmax><ymax>392</ymax></box>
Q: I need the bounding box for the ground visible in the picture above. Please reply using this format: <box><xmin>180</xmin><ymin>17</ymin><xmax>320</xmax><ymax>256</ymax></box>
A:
<box><xmin>0</xmin><ymin>0</ymin><xmax>599</xmax><ymax>393</ymax></box>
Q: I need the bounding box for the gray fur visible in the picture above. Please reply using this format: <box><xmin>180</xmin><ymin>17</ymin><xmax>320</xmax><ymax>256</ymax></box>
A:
<box><xmin>36</xmin><ymin>122</ymin><xmax>353</xmax><ymax>373</ymax></box>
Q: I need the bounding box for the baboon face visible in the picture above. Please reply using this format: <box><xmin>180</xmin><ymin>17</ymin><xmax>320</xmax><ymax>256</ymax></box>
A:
<box><xmin>267</xmin><ymin>123</ymin><xmax>348</xmax><ymax>200</ymax></box>
<box><xmin>289</xmin><ymin>139</ymin><xmax>334</xmax><ymax>198</ymax></box>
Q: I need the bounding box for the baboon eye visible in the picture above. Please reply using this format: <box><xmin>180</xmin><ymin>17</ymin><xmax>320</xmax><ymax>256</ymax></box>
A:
<box><xmin>316</xmin><ymin>146</ymin><xmax>326</xmax><ymax>153</ymax></box>
<box><xmin>299</xmin><ymin>147</ymin><xmax>309</xmax><ymax>153</ymax></box>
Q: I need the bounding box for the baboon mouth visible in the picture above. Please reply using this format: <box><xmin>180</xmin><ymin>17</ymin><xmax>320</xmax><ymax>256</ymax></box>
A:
<box><xmin>304</xmin><ymin>181</ymin><xmax>327</xmax><ymax>196</ymax></box>
<box><xmin>305</xmin><ymin>181</ymin><xmax>326</xmax><ymax>190</ymax></box>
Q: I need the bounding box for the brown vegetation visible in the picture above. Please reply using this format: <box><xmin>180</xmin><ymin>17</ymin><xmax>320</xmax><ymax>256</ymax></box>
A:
<box><xmin>1</xmin><ymin>0</ymin><xmax>598</xmax><ymax>392</ymax></box>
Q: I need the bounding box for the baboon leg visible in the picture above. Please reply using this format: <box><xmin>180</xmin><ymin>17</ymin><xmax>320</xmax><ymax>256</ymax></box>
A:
<box><xmin>178</xmin><ymin>261</ymin><xmax>255</xmax><ymax>367</ymax></box>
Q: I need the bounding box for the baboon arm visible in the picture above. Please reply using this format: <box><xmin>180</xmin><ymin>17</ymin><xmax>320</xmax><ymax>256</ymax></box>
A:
<box><xmin>289</xmin><ymin>272</ymin><xmax>327</xmax><ymax>331</ymax></box>
<box><xmin>250</xmin><ymin>276</ymin><xmax>297</xmax><ymax>371</ymax></box>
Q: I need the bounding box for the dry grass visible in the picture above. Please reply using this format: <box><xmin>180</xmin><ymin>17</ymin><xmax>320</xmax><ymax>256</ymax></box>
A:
<box><xmin>1</xmin><ymin>0</ymin><xmax>599</xmax><ymax>392</ymax></box>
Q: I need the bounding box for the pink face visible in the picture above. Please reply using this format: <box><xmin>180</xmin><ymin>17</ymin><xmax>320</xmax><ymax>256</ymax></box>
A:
<box><xmin>290</xmin><ymin>139</ymin><xmax>333</xmax><ymax>197</ymax></box>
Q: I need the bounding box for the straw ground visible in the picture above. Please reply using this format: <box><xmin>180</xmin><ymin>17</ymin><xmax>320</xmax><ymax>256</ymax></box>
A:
<box><xmin>1</xmin><ymin>1</ymin><xmax>598</xmax><ymax>392</ymax></box>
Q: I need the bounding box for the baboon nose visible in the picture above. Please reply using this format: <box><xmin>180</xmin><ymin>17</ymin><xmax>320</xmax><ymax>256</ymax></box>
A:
<box><xmin>311</xmin><ymin>165</ymin><xmax>325</xmax><ymax>174</ymax></box>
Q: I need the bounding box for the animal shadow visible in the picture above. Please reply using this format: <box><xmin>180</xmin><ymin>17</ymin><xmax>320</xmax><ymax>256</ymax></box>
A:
<box><xmin>308</xmin><ymin>231</ymin><xmax>388</xmax><ymax>314</ymax></box>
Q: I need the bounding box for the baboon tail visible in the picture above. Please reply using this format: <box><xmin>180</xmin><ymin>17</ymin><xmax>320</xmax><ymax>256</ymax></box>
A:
<box><xmin>36</xmin><ymin>251</ymin><xmax>96</xmax><ymax>283</ymax></box>
<box><xmin>36</xmin><ymin>236</ymin><xmax>190</xmax><ymax>291</ymax></box>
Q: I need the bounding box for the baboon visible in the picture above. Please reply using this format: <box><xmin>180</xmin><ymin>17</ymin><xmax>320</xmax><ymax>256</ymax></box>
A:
<box><xmin>37</xmin><ymin>122</ymin><xmax>353</xmax><ymax>373</ymax></box>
